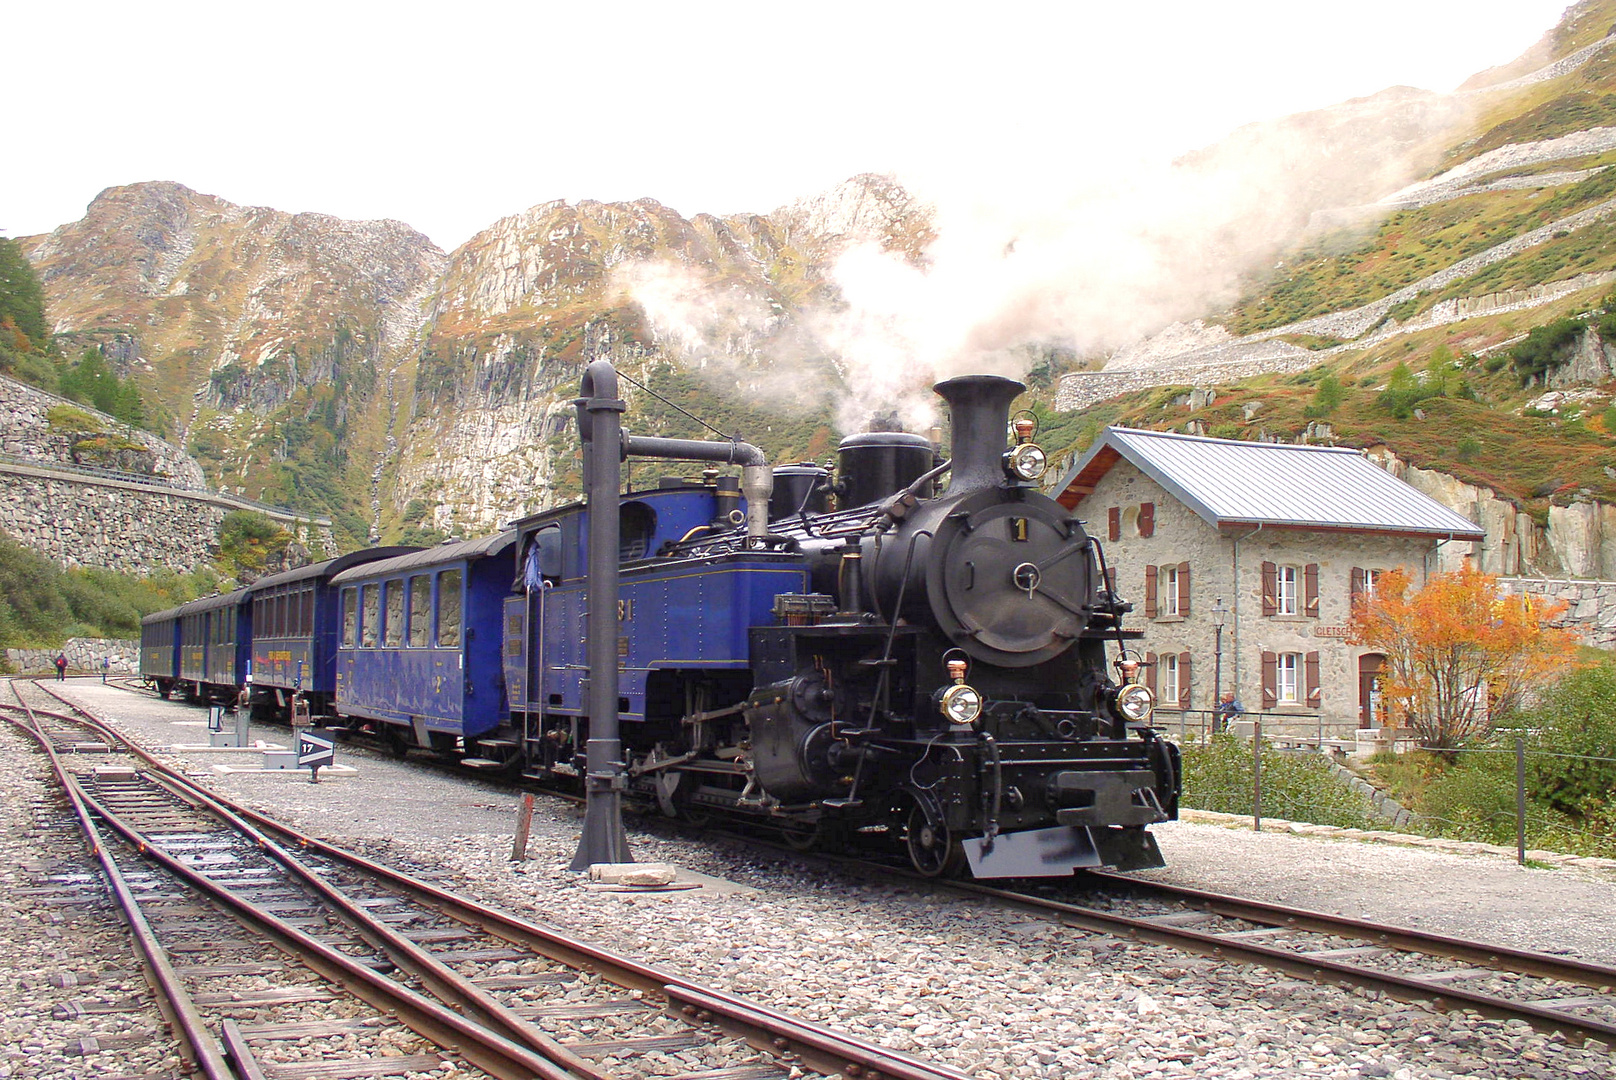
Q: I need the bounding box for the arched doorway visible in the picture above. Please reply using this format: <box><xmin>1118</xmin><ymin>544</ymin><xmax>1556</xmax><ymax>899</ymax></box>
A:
<box><xmin>1358</xmin><ymin>654</ymin><xmax>1386</xmax><ymax>729</ymax></box>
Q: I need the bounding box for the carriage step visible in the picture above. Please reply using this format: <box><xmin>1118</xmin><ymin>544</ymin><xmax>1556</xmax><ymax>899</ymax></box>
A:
<box><xmin>476</xmin><ymin>739</ymin><xmax>520</xmax><ymax>749</ymax></box>
<box><xmin>460</xmin><ymin>758</ymin><xmax>506</xmax><ymax>769</ymax></box>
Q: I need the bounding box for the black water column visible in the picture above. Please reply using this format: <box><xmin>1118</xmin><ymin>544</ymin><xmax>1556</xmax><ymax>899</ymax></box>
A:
<box><xmin>570</xmin><ymin>359</ymin><xmax>631</xmax><ymax>871</ymax></box>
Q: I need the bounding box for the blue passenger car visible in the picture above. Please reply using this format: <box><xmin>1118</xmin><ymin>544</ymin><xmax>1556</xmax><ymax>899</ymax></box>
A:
<box><xmin>248</xmin><ymin>548</ymin><xmax>417</xmax><ymax>721</ymax></box>
<box><xmin>176</xmin><ymin>588</ymin><xmax>251</xmax><ymax>703</ymax></box>
<box><xmin>332</xmin><ymin>532</ymin><xmax>516</xmax><ymax>754</ymax></box>
<box><xmin>139</xmin><ymin>605</ymin><xmax>182</xmax><ymax>698</ymax></box>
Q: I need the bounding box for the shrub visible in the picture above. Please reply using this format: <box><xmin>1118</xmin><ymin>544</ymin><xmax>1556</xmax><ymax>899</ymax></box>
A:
<box><xmin>1414</xmin><ymin>750</ymin><xmax>1520</xmax><ymax>845</ymax></box>
<box><xmin>1179</xmin><ymin>736</ymin><xmax>1382</xmax><ymax>829</ymax></box>
<box><xmin>1509</xmin><ymin>317</ymin><xmax>1586</xmax><ymax>385</ymax></box>
<box><xmin>1302</xmin><ymin>373</ymin><xmax>1344</xmax><ymax>418</ymax></box>
<box><xmin>1522</xmin><ymin>663</ymin><xmax>1616</xmax><ymax>821</ymax></box>
<box><xmin>45</xmin><ymin>404</ymin><xmax>103</xmax><ymax>435</ymax></box>
<box><xmin>0</xmin><ymin>531</ymin><xmax>212</xmax><ymax>649</ymax></box>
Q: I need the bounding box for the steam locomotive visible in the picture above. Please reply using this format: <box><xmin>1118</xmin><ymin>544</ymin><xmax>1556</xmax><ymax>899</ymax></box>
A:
<box><xmin>142</xmin><ymin>370</ymin><xmax>1179</xmax><ymax>877</ymax></box>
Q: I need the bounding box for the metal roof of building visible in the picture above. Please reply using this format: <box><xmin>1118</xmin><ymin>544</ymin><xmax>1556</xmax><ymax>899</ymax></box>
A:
<box><xmin>329</xmin><ymin>531</ymin><xmax>516</xmax><ymax>584</ymax></box>
<box><xmin>1055</xmin><ymin>427</ymin><xmax>1485</xmax><ymax>539</ymax></box>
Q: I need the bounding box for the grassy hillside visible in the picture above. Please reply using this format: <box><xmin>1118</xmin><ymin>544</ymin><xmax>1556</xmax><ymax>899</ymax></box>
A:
<box><xmin>1040</xmin><ymin>289</ymin><xmax>1616</xmax><ymax>521</ymax></box>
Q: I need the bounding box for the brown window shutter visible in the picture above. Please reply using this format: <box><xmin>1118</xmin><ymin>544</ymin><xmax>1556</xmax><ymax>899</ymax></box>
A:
<box><xmin>1261</xmin><ymin>651</ymin><xmax>1277</xmax><ymax>709</ymax></box>
<box><xmin>1144</xmin><ymin>652</ymin><xmax>1158</xmax><ymax>698</ymax></box>
<box><xmin>1351</xmin><ymin>566</ymin><xmax>1365</xmax><ymax>600</ymax></box>
<box><xmin>1178</xmin><ymin>652</ymin><xmax>1192</xmax><ymax>710</ymax></box>
<box><xmin>1177</xmin><ymin>561</ymin><xmax>1191</xmax><ymax>616</ymax></box>
<box><xmin>1144</xmin><ymin>565</ymin><xmax>1158</xmax><ymax>618</ymax></box>
<box><xmin>1305</xmin><ymin>651</ymin><xmax>1322</xmax><ymax>706</ymax></box>
<box><xmin>1304</xmin><ymin>563</ymin><xmax>1320</xmax><ymax>617</ymax></box>
<box><xmin>1108</xmin><ymin>507</ymin><xmax>1121</xmax><ymax>541</ymax></box>
<box><xmin>1261</xmin><ymin>562</ymin><xmax>1277</xmax><ymax>616</ymax></box>
<box><xmin>1138</xmin><ymin>502</ymin><xmax>1155</xmax><ymax>538</ymax></box>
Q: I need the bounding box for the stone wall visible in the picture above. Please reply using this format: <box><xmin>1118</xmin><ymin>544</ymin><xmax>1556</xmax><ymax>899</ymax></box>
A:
<box><xmin>0</xmin><ymin>372</ymin><xmax>207</xmax><ymax>490</ymax></box>
<box><xmin>1498</xmin><ymin>577</ymin><xmax>1616</xmax><ymax>650</ymax></box>
<box><xmin>0</xmin><ymin>461</ymin><xmax>336</xmax><ymax>574</ymax></box>
<box><xmin>0</xmin><ymin>465</ymin><xmax>229</xmax><ymax>573</ymax></box>
<box><xmin>6</xmin><ymin>637</ymin><xmax>138</xmax><ymax>675</ymax></box>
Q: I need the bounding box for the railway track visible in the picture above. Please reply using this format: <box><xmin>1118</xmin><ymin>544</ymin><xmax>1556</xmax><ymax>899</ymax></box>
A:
<box><xmin>5</xmin><ymin>679</ymin><xmax>970</xmax><ymax>1080</ymax></box>
<box><xmin>837</xmin><ymin>855</ymin><xmax>1616</xmax><ymax>1049</ymax></box>
<box><xmin>60</xmin><ymin>679</ymin><xmax>1616</xmax><ymax>1055</ymax></box>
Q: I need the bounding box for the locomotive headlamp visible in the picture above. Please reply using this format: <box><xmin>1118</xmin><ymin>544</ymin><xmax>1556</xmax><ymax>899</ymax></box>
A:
<box><xmin>941</xmin><ymin>682</ymin><xmax>984</xmax><ymax>725</ymax></box>
<box><xmin>939</xmin><ymin>655</ymin><xmax>983</xmax><ymax>725</ymax></box>
<box><xmin>1005</xmin><ymin>442</ymin><xmax>1047</xmax><ymax>482</ymax></box>
<box><xmin>1116</xmin><ymin>684</ymin><xmax>1156</xmax><ymax>723</ymax></box>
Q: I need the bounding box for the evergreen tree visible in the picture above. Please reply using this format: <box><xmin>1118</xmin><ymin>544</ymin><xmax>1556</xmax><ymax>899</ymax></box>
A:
<box><xmin>0</xmin><ymin>238</ymin><xmax>49</xmax><ymax>350</ymax></box>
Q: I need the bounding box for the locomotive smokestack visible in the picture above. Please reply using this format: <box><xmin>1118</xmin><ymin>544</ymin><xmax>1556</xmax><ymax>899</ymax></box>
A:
<box><xmin>934</xmin><ymin>374</ymin><xmax>1025</xmax><ymax>494</ymax></box>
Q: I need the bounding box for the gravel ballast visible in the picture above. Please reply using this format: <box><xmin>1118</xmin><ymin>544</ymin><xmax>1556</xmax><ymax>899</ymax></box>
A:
<box><xmin>5</xmin><ymin>679</ymin><xmax>1615</xmax><ymax>1080</ymax></box>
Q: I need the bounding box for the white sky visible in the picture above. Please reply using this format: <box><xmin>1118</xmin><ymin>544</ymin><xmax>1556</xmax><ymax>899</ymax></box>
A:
<box><xmin>1</xmin><ymin>0</ymin><xmax>1576</xmax><ymax>251</ymax></box>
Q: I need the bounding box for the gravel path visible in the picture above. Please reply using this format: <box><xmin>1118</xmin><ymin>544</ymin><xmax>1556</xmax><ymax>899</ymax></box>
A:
<box><xmin>5</xmin><ymin>679</ymin><xmax>1615</xmax><ymax>1080</ymax></box>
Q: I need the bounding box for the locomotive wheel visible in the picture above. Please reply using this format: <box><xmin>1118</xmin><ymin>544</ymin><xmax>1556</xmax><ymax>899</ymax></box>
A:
<box><xmin>781</xmin><ymin>823</ymin><xmax>824</xmax><ymax>852</ymax></box>
<box><xmin>902</xmin><ymin>801</ymin><xmax>965</xmax><ymax>877</ymax></box>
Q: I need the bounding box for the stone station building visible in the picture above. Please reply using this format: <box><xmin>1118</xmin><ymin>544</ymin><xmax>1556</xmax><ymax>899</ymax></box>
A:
<box><xmin>1052</xmin><ymin>428</ymin><xmax>1485</xmax><ymax>740</ymax></box>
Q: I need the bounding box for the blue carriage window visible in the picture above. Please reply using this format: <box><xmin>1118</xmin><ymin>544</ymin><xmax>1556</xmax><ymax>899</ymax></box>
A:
<box><xmin>300</xmin><ymin>587</ymin><xmax>313</xmax><ymax>636</ymax></box>
<box><xmin>409</xmin><ymin>575</ymin><xmax>431</xmax><ymax>647</ymax></box>
<box><xmin>436</xmin><ymin>569</ymin><xmax>462</xmax><ymax>648</ymax></box>
<box><xmin>340</xmin><ymin>588</ymin><xmax>358</xmax><ymax>648</ymax></box>
<box><xmin>361</xmin><ymin>583</ymin><xmax>380</xmax><ymax>648</ymax></box>
<box><xmin>384</xmin><ymin>580</ymin><xmax>405</xmax><ymax>648</ymax></box>
<box><xmin>276</xmin><ymin>592</ymin><xmax>288</xmax><ymax>637</ymax></box>
<box><xmin>620</xmin><ymin>502</ymin><xmax>656</xmax><ymax>560</ymax></box>
<box><xmin>523</xmin><ymin>526</ymin><xmax>562</xmax><ymax>590</ymax></box>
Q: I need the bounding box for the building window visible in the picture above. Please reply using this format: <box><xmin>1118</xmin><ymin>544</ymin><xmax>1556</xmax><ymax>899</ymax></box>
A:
<box><xmin>1277</xmin><ymin>652</ymin><xmax>1301</xmax><ymax>703</ymax></box>
<box><xmin>1363</xmin><ymin>569</ymin><xmax>1382</xmax><ymax>598</ymax></box>
<box><xmin>1276</xmin><ymin>566</ymin><xmax>1299</xmax><ymax>616</ymax></box>
<box><xmin>1161</xmin><ymin>653</ymin><xmax>1180</xmax><ymax>704</ymax></box>
<box><xmin>1161</xmin><ymin>565</ymin><xmax>1179</xmax><ymax>616</ymax></box>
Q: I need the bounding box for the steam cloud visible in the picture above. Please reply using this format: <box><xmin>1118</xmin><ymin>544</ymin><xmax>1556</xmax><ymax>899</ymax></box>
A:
<box><xmin>617</xmin><ymin>85</ymin><xmax>1472</xmax><ymax>434</ymax></box>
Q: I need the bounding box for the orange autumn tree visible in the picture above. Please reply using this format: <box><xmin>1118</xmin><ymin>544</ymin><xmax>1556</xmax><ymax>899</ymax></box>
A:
<box><xmin>1347</xmin><ymin>565</ymin><xmax>1578</xmax><ymax>752</ymax></box>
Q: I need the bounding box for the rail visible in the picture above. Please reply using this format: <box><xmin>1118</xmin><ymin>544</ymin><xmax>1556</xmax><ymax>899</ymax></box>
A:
<box><xmin>22</xmin><ymin>679</ymin><xmax>972</xmax><ymax>1080</ymax></box>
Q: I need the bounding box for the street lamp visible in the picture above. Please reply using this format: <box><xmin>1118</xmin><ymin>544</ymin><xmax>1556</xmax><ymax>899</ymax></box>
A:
<box><xmin>1212</xmin><ymin>596</ymin><xmax>1228</xmax><ymax>731</ymax></box>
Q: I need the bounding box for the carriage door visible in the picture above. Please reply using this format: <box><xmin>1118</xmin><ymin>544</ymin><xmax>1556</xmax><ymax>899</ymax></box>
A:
<box><xmin>522</xmin><ymin>526</ymin><xmax>562</xmax><ymax>715</ymax></box>
<box><xmin>1358</xmin><ymin>654</ymin><xmax>1386</xmax><ymax>728</ymax></box>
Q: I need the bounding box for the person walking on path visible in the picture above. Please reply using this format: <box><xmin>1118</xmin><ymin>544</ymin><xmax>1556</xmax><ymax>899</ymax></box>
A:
<box><xmin>54</xmin><ymin>652</ymin><xmax>68</xmax><ymax>681</ymax></box>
